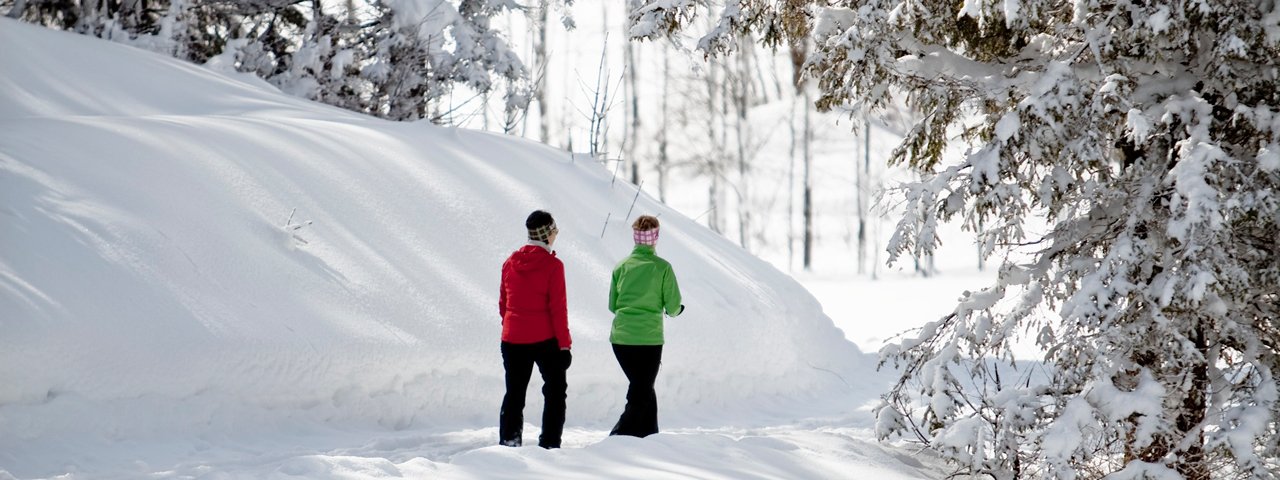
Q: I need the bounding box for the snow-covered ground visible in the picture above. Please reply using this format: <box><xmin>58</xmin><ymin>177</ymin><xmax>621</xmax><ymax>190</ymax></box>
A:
<box><xmin>0</xmin><ymin>19</ymin><xmax>967</xmax><ymax>479</ymax></box>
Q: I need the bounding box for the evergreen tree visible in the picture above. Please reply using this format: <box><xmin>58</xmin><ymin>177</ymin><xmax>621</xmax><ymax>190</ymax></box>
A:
<box><xmin>630</xmin><ymin>0</ymin><xmax>1280</xmax><ymax>478</ymax></box>
<box><xmin>3</xmin><ymin>0</ymin><xmax>534</xmax><ymax>123</ymax></box>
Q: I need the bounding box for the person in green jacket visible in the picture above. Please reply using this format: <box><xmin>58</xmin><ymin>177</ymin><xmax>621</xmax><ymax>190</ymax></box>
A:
<box><xmin>608</xmin><ymin>214</ymin><xmax>683</xmax><ymax>437</ymax></box>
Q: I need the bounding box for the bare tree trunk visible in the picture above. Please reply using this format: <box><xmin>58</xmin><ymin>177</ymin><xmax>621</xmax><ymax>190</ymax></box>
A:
<box><xmin>1175</xmin><ymin>324</ymin><xmax>1210</xmax><ymax>480</ymax></box>
<box><xmin>717</xmin><ymin>59</ymin><xmax>731</xmax><ymax>235</ymax></box>
<box><xmin>588</xmin><ymin>35</ymin><xmax>610</xmax><ymax>158</ymax></box>
<box><xmin>802</xmin><ymin>87</ymin><xmax>812</xmax><ymax>270</ymax></box>
<box><xmin>706</xmin><ymin>59</ymin><xmax>722</xmax><ymax>233</ymax></box>
<box><xmin>77</xmin><ymin>0</ymin><xmax>94</xmax><ymax>31</ymax></box>
<box><xmin>343</xmin><ymin>0</ymin><xmax>357</xmax><ymax>26</ymax></box>
<box><xmin>624</xmin><ymin>34</ymin><xmax>641</xmax><ymax>185</ymax></box>
<box><xmin>311</xmin><ymin>0</ymin><xmax>324</xmax><ymax>31</ymax></box>
<box><xmin>6</xmin><ymin>0</ymin><xmax>29</xmax><ymax>19</ymax></box>
<box><xmin>734</xmin><ymin>42</ymin><xmax>751</xmax><ymax>252</ymax></box>
<box><xmin>532</xmin><ymin>0</ymin><xmax>549</xmax><ymax>143</ymax></box>
<box><xmin>977</xmin><ymin>218</ymin><xmax>986</xmax><ymax>272</ymax></box>
<box><xmin>871</xmin><ymin>203</ymin><xmax>880</xmax><ymax>280</ymax></box>
<box><xmin>770</xmin><ymin>53</ymin><xmax>784</xmax><ymax>100</ymax></box>
<box><xmin>748</xmin><ymin>45</ymin><xmax>770</xmax><ymax>104</ymax></box>
<box><xmin>657</xmin><ymin>44</ymin><xmax>670</xmax><ymax>203</ymax></box>
<box><xmin>481</xmin><ymin>90</ymin><xmax>491</xmax><ymax>130</ymax></box>
<box><xmin>1125</xmin><ymin>326</ymin><xmax>1210</xmax><ymax>479</ymax></box>
<box><xmin>913</xmin><ymin>254</ymin><xmax>935</xmax><ymax>277</ymax></box>
<box><xmin>790</xmin><ymin>38</ymin><xmax>812</xmax><ymax>270</ymax></box>
<box><xmin>788</xmin><ymin>89</ymin><xmax>797</xmax><ymax>271</ymax></box>
<box><xmin>857</xmin><ymin>118</ymin><xmax>868</xmax><ymax>274</ymax></box>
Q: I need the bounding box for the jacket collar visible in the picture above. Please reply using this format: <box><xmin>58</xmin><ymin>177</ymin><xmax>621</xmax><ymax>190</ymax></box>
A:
<box><xmin>631</xmin><ymin>244</ymin><xmax>655</xmax><ymax>255</ymax></box>
<box><xmin>527</xmin><ymin>240</ymin><xmax>554</xmax><ymax>254</ymax></box>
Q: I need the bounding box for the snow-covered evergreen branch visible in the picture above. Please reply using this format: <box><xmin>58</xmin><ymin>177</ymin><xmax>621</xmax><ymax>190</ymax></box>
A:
<box><xmin>629</xmin><ymin>0</ymin><xmax>1280</xmax><ymax>477</ymax></box>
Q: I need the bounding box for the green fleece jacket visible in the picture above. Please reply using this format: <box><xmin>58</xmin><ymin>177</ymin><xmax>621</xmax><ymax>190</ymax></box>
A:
<box><xmin>608</xmin><ymin>244</ymin><xmax>683</xmax><ymax>345</ymax></box>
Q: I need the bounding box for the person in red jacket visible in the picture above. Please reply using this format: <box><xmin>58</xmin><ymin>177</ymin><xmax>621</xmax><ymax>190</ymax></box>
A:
<box><xmin>498</xmin><ymin>210</ymin><xmax>572</xmax><ymax>448</ymax></box>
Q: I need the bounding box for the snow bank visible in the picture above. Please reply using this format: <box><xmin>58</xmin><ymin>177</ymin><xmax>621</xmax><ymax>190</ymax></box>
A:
<box><xmin>0</xmin><ymin>18</ymin><xmax>870</xmax><ymax>477</ymax></box>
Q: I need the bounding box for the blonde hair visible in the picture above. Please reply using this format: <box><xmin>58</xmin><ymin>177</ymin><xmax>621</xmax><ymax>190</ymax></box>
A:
<box><xmin>632</xmin><ymin>215</ymin><xmax>659</xmax><ymax>231</ymax></box>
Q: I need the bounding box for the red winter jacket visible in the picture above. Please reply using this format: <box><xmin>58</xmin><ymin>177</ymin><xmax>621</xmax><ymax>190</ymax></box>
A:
<box><xmin>500</xmin><ymin>244</ymin><xmax>572</xmax><ymax>349</ymax></box>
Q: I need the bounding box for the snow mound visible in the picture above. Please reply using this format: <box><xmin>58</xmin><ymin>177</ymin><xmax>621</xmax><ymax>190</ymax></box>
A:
<box><xmin>0</xmin><ymin>18</ymin><xmax>869</xmax><ymax>476</ymax></box>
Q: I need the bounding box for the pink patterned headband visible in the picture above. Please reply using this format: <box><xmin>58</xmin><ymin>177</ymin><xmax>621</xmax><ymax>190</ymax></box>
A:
<box><xmin>634</xmin><ymin>228</ymin><xmax>659</xmax><ymax>246</ymax></box>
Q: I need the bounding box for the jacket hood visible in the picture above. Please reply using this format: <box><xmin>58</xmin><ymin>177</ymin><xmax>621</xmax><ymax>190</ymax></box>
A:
<box><xmin>509</xmin><ymin>244</ymin><xmax>557</xmax><ymax>272</ymax></box>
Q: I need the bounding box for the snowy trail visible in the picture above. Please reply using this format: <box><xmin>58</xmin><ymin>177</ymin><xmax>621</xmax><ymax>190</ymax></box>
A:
<box><xmin>16</xmin><ymin>422</ymin><xmax>946</xmax><ymax>479</ymax></box>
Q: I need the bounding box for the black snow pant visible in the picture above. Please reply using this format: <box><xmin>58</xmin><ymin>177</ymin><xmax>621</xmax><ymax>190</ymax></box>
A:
<box><xmin>499</xmin><ymin>338</ymin><xmax>569</xmax><ymax>448</ymax></box>
<box><xmin>609</xmin><ymin>344</ymin><xmax>663</xmax><ymax>438</ymax></box>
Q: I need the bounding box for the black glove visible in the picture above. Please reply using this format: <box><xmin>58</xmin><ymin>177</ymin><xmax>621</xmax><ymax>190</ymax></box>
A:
<box><xmin>677</xmin><ymin>304</ymin><xmax>685</xmax><ymax>315</ymax></box>
<box><xmin>561</xmin><ymin>349</ymin><xmax>573</xmax><ymax>369</ymax></box>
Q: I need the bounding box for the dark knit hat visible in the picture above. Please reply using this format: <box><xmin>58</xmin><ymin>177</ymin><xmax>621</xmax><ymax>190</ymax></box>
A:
<box><xmin>526</xmin><ymin>210</ymin><xmax>557</xmax><ymax>243</ymax></box>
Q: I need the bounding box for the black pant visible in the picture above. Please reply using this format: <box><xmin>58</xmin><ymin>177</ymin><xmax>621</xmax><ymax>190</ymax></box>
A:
<box><xmin>609</xmin><ymin>344</ymin><xmax>662</xmax><ymax>438</ymax></box>
<box><xmin>500</xmin><ymin>339</ymin><xmax>569</xmax><ymax>448</ymax></box>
